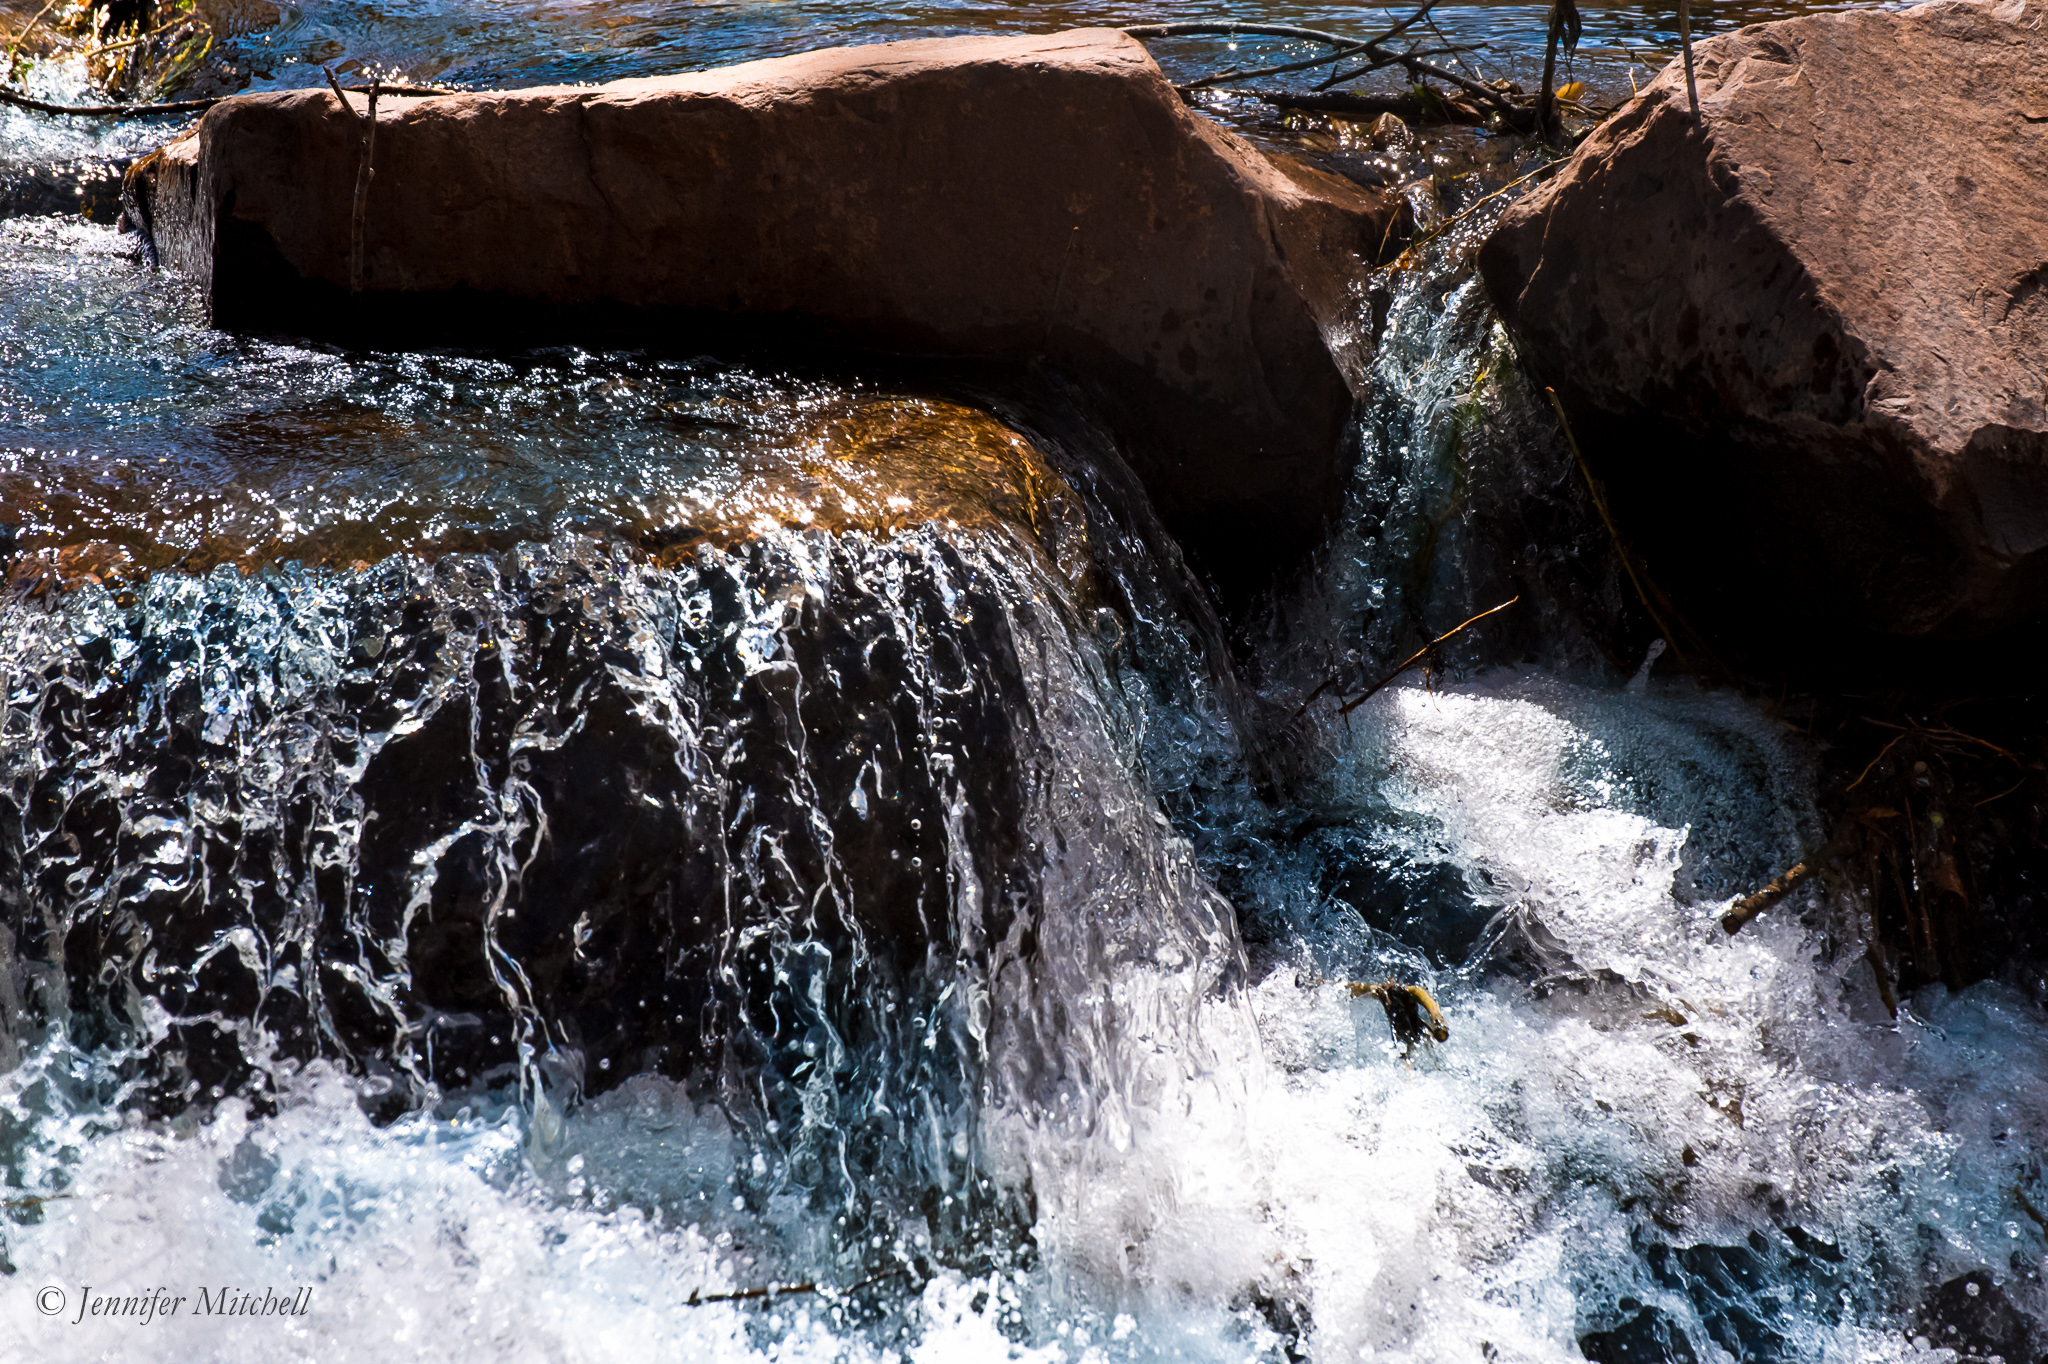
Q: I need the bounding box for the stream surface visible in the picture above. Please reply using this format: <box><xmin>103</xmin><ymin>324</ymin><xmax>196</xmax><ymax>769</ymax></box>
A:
<box><xmin>5</xmin><ymin>4</ymin><xmax>2042</xmax><ymax>1364</ymax></box>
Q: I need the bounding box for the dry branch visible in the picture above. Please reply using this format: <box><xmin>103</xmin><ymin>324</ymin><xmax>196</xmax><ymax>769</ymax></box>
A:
<box><xmin>1336</xmin><ymin>595</ymin><xmax>1519</xmax><ymax>716</ymax></box>
<box><xmin>1719</xmin><ymin>840</ymin><xmax>1847</xmax><ymax>934</ymax></box>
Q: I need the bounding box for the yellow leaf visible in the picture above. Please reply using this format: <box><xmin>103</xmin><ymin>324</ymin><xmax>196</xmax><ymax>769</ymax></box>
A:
<box><xmin>1555</xmin><ymin>80</ymin><xmax>1585</xmax><ymax>102</ymax></box>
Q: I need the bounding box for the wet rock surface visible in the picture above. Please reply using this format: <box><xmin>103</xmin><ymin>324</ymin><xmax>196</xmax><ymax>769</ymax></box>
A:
<box><xmin>123</xmin><ymin>29</ymin><xmax>1404</xmax><ymax>580</ymax></box>
<box><xmin>1479</xmin><ymin>0</ymin><xmax>2048</xmax><ymax>653</ymax></box>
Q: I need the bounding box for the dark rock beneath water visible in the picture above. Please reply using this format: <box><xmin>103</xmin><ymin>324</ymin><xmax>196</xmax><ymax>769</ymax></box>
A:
<box><xmin>1</xmin><ymin>158</ymin><xmax>130</xmax><ymax>223</ymax></box>
<box><xmin>1914</xmin><ymin>1270</ymin><xmax>2038</xmax><ymax>1363</ymax></box>
<box><xmin>1579</xmin><ymin>1304</ymin><xmax>1699</xmax><ymax>1364</ymax></box>
<box><xmin>122</xmin><ymin>29</ymin><xmax>1404</xmax><ymax>580</ymax></box>
<box><xmin>1479</xmin><ymin>0</ymin><xmax>2048</xmax><ymax>656</ymax></box>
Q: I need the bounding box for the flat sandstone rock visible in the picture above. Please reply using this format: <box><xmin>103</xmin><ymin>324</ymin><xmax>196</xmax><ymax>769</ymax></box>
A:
<box><xmin>1480</xmin><ymin>0</ymin><xmax>2048</xmax><ymax>641</ymax></box>
<box><xmin>125</xmin><ymin>30</ymin><xmax>1401</xmax><ymax>569</ymax></box>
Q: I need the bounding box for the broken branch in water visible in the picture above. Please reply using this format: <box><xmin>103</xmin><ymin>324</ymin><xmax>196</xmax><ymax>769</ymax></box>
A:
<box><xmin>1335</xmin><ymin>595</ymin><xmax>1519</xmax><ymax>717</ymax></box>
<box><xmin>0</xmin><ymin>82</ymin><xmax>220</xmax><ymax>116</ymax></box>
<box><xmin>1125</xmin><ymin>12</ymin><xmax>1526</xmax><ymax>128</ymax></box>
<box><xmin>1182</xmin><ymin>41</ymin><xmax>1487</xmax><ymax>93</ymax></box>
<box><xmin>1350</xmin><ymin>980</ymin><xmax>1451</xmax><ymax>1050</ymax></box>
<box><xmin>683</xmin><ymin>1265</ymin><xmax>904</xmax><ymax>1307</ymax></box>
<box><xmin>1289</xmin><ymin>596</ymin><xmax>1516</xmax><ymax>720</ymax></box>
<box><xmin>1123</xmin><ymin>17</ymin><xmax>1435</xmax><ymax>50</ymax></box>
<box><xmin>1179</xmin><ymin>37</ymin><xmax>1374</xmax><ymax>91</ymax></box>
<box><xmin>1719</xmin><ymin>839</ymin><xmax>1848</xmax><ymax>934</ymax></box>
<box><xmin>1289</xmin><ymin>594</ymin><xmax>1518</xmax><ymax>721</ymax></box>
<box><xmin>685</xmin><ymin>1281</ymin><xmax>820</xmax><ymax>1306</ymax></box>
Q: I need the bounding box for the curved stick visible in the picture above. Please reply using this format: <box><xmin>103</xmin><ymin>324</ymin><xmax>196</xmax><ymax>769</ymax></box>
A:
<box><xmin>0</xmin><ymin>79</ymin><xmax>449</xmax><ymax>119</ymax></box>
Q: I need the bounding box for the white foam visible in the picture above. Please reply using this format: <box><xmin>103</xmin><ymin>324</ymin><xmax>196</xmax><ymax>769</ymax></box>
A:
<box><xmin>5</xmin><ymin>673</ymin><xmax>2045</xmax><ymax>1364</ymax></box>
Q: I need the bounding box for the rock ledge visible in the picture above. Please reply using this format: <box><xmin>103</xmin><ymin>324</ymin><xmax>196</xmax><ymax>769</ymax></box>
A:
<box><xmin>126</xmin><ymin>30</ymin><xmax>1403</xmax><ymax>567</ymax></box>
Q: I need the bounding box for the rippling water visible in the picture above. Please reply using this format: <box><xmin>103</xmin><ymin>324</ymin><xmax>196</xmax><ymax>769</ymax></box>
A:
<box><xmin>6</xmin><ymin>3</ymin><xmax>2040</xmax><ymax>1363</ymax></box>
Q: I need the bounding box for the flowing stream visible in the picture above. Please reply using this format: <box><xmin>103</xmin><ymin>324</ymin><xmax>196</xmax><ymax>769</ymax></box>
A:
<box><xmin>5</xmin><ymin>4</ymin><xmax>2044</xmax><ymax>1362</ymax></box>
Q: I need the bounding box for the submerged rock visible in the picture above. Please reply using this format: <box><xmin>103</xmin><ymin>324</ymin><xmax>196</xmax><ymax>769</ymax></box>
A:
<box><xmin>2</xmin><ymin>391</ymin><xmax>1090</xmax><ymax>589</ymax></box>
<box><xmin>122</xmin><ymin>30</ymin><xmax>1403</xmax><ymax>577</ymax></box>
<box><xmin>1913</xmin><ymin>1270</ymin><xmax>2038</xmax><ymax>1362</ymax></box>
<box><xmin>1479</xmin><ymin>0</ymin><xmax>2048</xmax><ymax>648</ymax></box>
<box><xmin>0</xmin><ymin>158</ymin><xmax>130</xmax><ymax>224</ymax></box>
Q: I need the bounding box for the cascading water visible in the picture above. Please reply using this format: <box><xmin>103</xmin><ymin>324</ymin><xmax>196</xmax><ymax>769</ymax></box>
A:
<box><xmin>7</xmin><ymin>4</ymin><xmax>2048</xmax><ymax>1362</ymax></box>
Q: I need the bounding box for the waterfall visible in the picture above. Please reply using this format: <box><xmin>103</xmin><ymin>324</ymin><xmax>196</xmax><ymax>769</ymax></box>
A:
<box><xmin>8</xmin><ymin>6</ymin><xmax>2048</xmax><ymax>1358</ymax></box>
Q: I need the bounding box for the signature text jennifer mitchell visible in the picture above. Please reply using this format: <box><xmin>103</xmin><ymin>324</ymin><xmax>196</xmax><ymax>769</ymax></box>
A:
<box><xmin>40</xmin><ymin>1285</ymin><xmax>312</xmax><ymax>1325</ymax></box>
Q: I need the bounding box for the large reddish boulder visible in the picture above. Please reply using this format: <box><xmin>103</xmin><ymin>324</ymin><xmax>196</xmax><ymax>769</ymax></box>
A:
<box><xmin>1479</xmin><ymin>0</ymin><xmax>2048</xmax><ymax>645</ymax></box>
<box><xmin>124</xmin><ymin>30</ymin><xmax>1401</xmax><ymax>571</ymax></box>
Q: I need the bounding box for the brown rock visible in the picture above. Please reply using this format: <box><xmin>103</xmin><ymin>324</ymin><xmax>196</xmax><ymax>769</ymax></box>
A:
<box><xmin>1479</xmin><ymin>0</ymin><xmax>2048</xmax><ymax>643</ymax></box>
<box><xmin>124</xmin><ymin>30</ymin><xmax>1402</xmax><ymax>573</ymax></box>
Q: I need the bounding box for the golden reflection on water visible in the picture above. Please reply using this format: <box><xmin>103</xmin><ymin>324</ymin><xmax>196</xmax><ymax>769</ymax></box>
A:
<box><xmin>654</xmin><ymin>393</ymin><xmax>1089</xmax><ymax>565</ymax></box>
<box><xmin>1</xmin><ymin>393</ymin><xmax>1087</xmax><ymax>592</ymax></box>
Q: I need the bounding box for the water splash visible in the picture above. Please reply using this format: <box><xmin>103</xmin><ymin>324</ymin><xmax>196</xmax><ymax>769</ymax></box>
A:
<box><xmin>7</xmin><ymin>11</ymin><xmax>2048</xmax><ymax>1362</ymax></box>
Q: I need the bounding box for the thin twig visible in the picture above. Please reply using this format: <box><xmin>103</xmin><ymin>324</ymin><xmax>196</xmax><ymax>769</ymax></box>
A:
<box><xmin>1542</xmin><ymin>387</ymin><xmax>1693</xmax><ymax>675</ymax></box>
<box><xmin>1415</xmin><ymin>4</ymin><xmax>1486</xmax><ymax>85</ymax></box>
<box><xmin>83</xmin><ymin>18</ymin><xmax>194</xmax><ymax>61</ymax></box>
<box><xmin>1862</xmin><ymin>718</ymin><xmax>2018</xmax><ymax>764</ymax></box>
<box><xmin>326</xmin><ymin>65</ymin><xmax>380</xmax><ymax>295</ymax></box>
<box><xmin>1537</xmin><ymin>6</ymin><xmax>1561</xmax><ymax>139</ymax></box>
<box><xmin>0</xmin><ymin>82</ymin><xmax>216</xmax><ymax>115</ymax></box>
<box><xmin>0</xmin><ymin>79</ymin><xmax>448</xmax><ymax>118</ymax></box>
<box><xmin>1208</xmin><ymin>42</ymin><xmax>1484</xmax><ymax>94</ymax></box>
<box><xmin>1401</xmin><ymin>157</ymin><xmax>1563</xmax><ymax>252</ymax></box>
<box><xmin>1364</xmin><ymin>1</ymin><xmax>1445</xmax><ymax>49</ymax></box>
<box><xmin>1845</xmin><ymin>731</ymin><xmax>1909</xmax><ymax>793</ymax></box>
<box><xmin>1677</xmin><ymin>0</ymin><xmax>1701</xmax><ymax>119</ymax></box>
<box><xmin>1126</xmin><ymin>21</ymin><xmax>1383</xmax><ymax>48</ymax></box>
<box><xmin>1129</xmin><ymin>8</ymin><xmax>1445</xmax><ymax>51</ymax></box>
<box><xmin>1126</xmin><ymin>16</ymin><xmax>1522</xmax><ymax>125</ymax></box>
<box><xmin>1180</xmin><ymin>39</ymin><xmax>1375</xmax><ymax>92</ymax></box>
<box><xmin>1311</xmin><ymin>595</ymin><xmax>1519</xmax><ymax>719</ymax></box>
<box><xmin>1390</xmin><ymin>51</ymin><xmax>1522</xmax><ymax>123</ymax></box>
<box><xmin>683</xmin><ymin>1266</ymin><xmax>902</xmax><ymax>1307</ymax></box>
<box><xmin>3</xmin><ymin>0</ymin><xmax>61</xmax><ymax>71</ymax></box>
<box><xmin>1972</xmin><ymin>775</ymin><xmax>2030</xmax><ymax>809</ymax></box>
<box><xmin>685</xmin><ymin>1281</ymin><xmax>820</xmax><ymax>1306</ymax></box>
<box><xmin>1192</xmin><ymin>42</ymin><xmax>1486</xmax><ymax>94</ymax></box>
